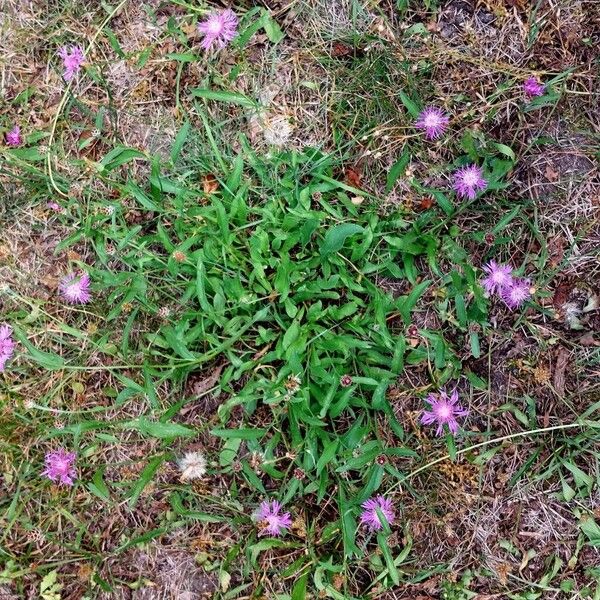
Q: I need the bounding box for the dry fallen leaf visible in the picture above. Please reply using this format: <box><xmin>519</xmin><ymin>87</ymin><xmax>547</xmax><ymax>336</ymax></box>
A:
<box><xmin>202</xmin><ymin>173</ymin><xmax>219</xmax><ymax>194</ymax></box>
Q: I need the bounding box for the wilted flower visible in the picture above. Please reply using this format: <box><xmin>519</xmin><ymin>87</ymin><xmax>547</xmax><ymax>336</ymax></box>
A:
<box><xmin>43</xmin><ymin>449</ymin><xmax>76</xmax><ymax>486</ymax></box>
<box><xmin>0</xmin><ymin>324</ymin><xmax>16</xmax><ymax>372</ymax></box>
<box><xmin>420</xmin><ymin>389</ymin><xmax>468</xmax><ymax>436</ymax></box>
<box><xmin>523</xmin><ymin>77</ymin><xmax>545</xmax><ymax>98</ymax></box>
<box><xmin>255</xmin><ymin>500</ymin><xmax>292</xmax><ymax>536</ymax></box>
<box><xmin>59</xmin><ymin>272</ymin><xmax>91</xmax><ymax>304</ymax></box>
<box><xmin>178</xmin><ymin>451</ymin><xmax>207</xmax><ymax>481</ymax></box>
<box><xmin>172</xmin><ymin>250</ymin><xmax>187</xmax><ymax>263</ymax></box>
<box><xmin>415</xmin><ymin>107</ymin><xmax>449</xmax><ymax>140</ymax></box>
<box><xmin>453</xmin><ymin>165</ymin><xmax>487</xmax><ymax>200</ymax></box>
<box><xmin>58</xmin><ymin>45</ymin><xmax>85</xmax><ymax>81</ymax></box>
<box><xmin>5</xmin><ymin>125</ymin><xmax>22</xmax><ymax>147</ymax></box>
<box><xmin>197</xmin><ymin>9</ymin><xmax>238</xmax><ymax>51</ymax></box>
<box><xmin>340</xmin><ymin>374</ymin><xmax>353</xmax><ymax>387</ymax></box>
<box><xmin>481</xmin><ymin>260</ymin><xmax>513</xmax><ymax>295</ymax></box>
<box><xmin>501</xmin><ymin>278</ymin><xmax>531</xmax><ymax>309</ymax></box>
<box><xmin>263</xmin><ymin>115</ymin><xmax>293</xmax><ymax>147</ymax></box>
<box><xmin>360</xmin><ymin>495</ymin><xmax>395</xmax><ymax>531</ymax></box>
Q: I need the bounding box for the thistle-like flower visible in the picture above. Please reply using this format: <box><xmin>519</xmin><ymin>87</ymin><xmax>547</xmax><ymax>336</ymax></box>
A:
<box><xmin>58</xmin><ymin>45</ymin><xmax>85</xmax><ymax>81</ymax></box>
<box><xmin>415</xmin><ymin>107</ymin><xmax>449</xmax><ymax>140</ymax></box>
<box><xmin>501</xmin><ymin>278</ymin><xmax>531</xmax><ymax>309</ymax></box>
<box><xmin>197</xmin><ymin>9</ymin><xmax>238</xmax><ymax>51</ymax></box>
<box><xmin>360</xmin><ymin>495</ymin><xmax>395</xmax><ymax>531</ymax></box>
<box><xmin>453</xmin><ymin>165</ymin><xmax>487</xmax><ymax>200</ymax></box>
<box><xmin>5</xmin><ymin>125</ymin><xmax>22</xmax><ymax>146</ymax></box>
<box><xmin>43</xmin><ymin>449</ymin><xmax>77</xmax><ymax>486</ymax></box>
<box><xmin>255</xmin><ymin>500</ymin><xmax>292</xmax><ymax>536</ymax></box>
<box><xmin>481</xmin><ymin>260</ymin><xmax>513</xmax><ymax>295</ymax></box>
<box><xmin>523</xmin><ymin>77</ymin><xmax>545</xmax><ymax>98</ymax></box>
<box><xmin>0</xmin><ymin>324</ymin><xmax>16</xmax><ymax>372</ymax></box>
<box><xmin>59</xmin><ymin>272</ymin><xmax>91</xmax><ymax>304</ymax></box>
<box><xmin>420</xmin><ymin>389</ymin><xmax>468</xmax><ymax>436</ymax></box>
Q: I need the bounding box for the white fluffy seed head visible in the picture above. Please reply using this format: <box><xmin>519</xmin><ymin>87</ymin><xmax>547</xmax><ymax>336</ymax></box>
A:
<box><xmin>178</xmin><ymin>451</ymin><xmax>207</xmax><ymax>481</ymax></box>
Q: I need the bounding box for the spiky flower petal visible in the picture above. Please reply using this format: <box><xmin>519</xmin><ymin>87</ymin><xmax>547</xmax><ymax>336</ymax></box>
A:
<box><xmin>59</xmin><ymin>272</ymin><xmax>91</xmax><ymax>304</ymax></box>
<box><xmin>415</xmin><ymin>107</ymin><xmax>449</xmax><ymax>140</ymax></box>
<box><xmin>481</xmin><ymin>260</ymin><xmax>513</xmax><ymax>295</ymax></box>
<box><xmin>43</xmin><ymin>449</ymin><xmax>77</xmax><ymax>486</ymax></box>
<box><xmin>420</xmin><ymin>389</ymin><xmax>468</xmax><ymax>436</ymax></box>
<box><xmin>255</xmin><ymin>500</ymin><xmax>292</xmax><ymax>536</ymax></box>
<box><xmin>453</xmin><ymin>165</ymin><xmax>487</xmax><ymax>200</ymax></box>
<box><xmin>197</xmin><ymin>9</ymin><xmax>238</xmax><ymax>51</ymax></box>
<box><xmin>360</xmin><ymin>495</ymin><xmax>396</xmax><ymax>531</ymax></box>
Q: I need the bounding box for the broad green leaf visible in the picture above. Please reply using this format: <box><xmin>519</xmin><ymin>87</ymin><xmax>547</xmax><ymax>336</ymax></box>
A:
<box><xmin>191</xmin><ymin>88</ymin><xmax>257</xmax><ymax>109</ymax></box>
<box><xmin>320</xmin><ymin>223</ymin><xmax>364</xmax><ymax>256</ymax></box>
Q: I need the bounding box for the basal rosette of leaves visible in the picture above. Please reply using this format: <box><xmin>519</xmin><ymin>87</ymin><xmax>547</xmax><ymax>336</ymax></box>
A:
<box><xmin>77</xmin><ymin>142</ymin><xmax>492</xmax><ymax>558</ymax></box>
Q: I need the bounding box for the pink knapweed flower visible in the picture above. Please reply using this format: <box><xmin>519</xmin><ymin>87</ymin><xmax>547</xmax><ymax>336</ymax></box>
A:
<box><xmin>0</xmin><ymin>324</ymin><xmax>16</xmax><ymax>373</ymax></box>
<box><xmin>197</xmin><ymin>9</ymin><xmax>238</xmax><ymax>51</ymax></box>
<box><xmin>501</xmin><ymin>278</ymin><xmax>531</xmax><ymax>309</ymax></box>
<box><xmin>523</xmin><ymin>77</ymin><xmax>545</xmax><ymax>98</ymax></box>
<box><xmin>58</xmin><ymin>45</ymin><xmax>85</xmax><ymax>81</ymax></box>
<box><xmin>360</xmin><ymin>496</ymin><xmax>395</xmax><ymax>531</ymax></box>
<box><xmin>415</xmin><ymin>107</ymin><xmax>449</xmax><ymax>140</ymax></box>
<box><xmin>453</xmin><ymin>164</ymin><xmax>487</xmax><ymax>200</ymax></box>
<box><xmin>47</xmin><ymin>202</ymin><xmax>62</xmax><ymax>212</ymax></box>
<box><xmin>5</xmin><ymin>125</ymin><xmax>22</xmax><ymax>147</ymax></box>
<box><xmin>42</xmin><ymin>449</ymin><xmax>77</xmax><ymax>486</ymax></box>
<box><xmin>59</xmin><ymin>272</ymin><xmax>91</xmax><ymax>304</ymax></box>
<box><xmin>420</xmin><ymin>389</ymin><xmax>468</xmax><ymax>436</ymax></box>
<box><xmin>256</xmin><ymin>500</ymin><xmax>292</xmax><ymax>536</ymax></box>
<box><xmin>481</xmin><ymin>260</ymin><xmax>513</xmax><ymax>295</ymax></box>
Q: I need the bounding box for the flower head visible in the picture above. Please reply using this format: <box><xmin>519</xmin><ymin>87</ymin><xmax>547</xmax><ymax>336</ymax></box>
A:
<box><xmin>178</xmin><ymin>451</ymin><xmax>207</xmax><ymax>481</ymax></box>
<box><xmin>59</xmin><ymin>272</ymin><xmax>91</xmax><ymax>304</ymax></box>
<box><xmin>197</xmin><ymin>9</ymin><xmax>238</xmax><ymax>51</ymax></box>
<box><xmin>58</xmin><ymin>45</ymin><xmax>85</xmax><ymax>81</ymax></box>
<box><xmin>501</xmin><ymin>278</ymin><xmax>531</xmax><ymax>309</ymax></box>
<box><xmin>420</xmin><ymin>389</ymin><xmax>468</xmax><ymax>436</ymax></box>
<box><xmin>255</xmin><ymin>500</ymin><xmax>292</xmax><ymax>536</ymax></box>
<box><xmin>47</xmin><ymin>201</ymin><xmax>62</xmax><ymax>212</ymax></box>
<box><xmin>0</xmin><ymin>324</ymin><xmax>16</xmax><ymax>372</ymax></box>
<box><xmin>523</xmin><ymin>77</ymin><xmax>545</xmax><ymax>98</ymax></box>
<box><xmin>5</xmin><ymin>125</ymin><xmax>22</xmax><ymax>147</ymax></box>
<box><xmin>43</xmin><ymin>449</ymin><xmax>76</xmax><ymax>486</ymax></box>
<box><xmin>415</xmin><ymin>107</ymin><xmax>449</xmax><ymax>140</ymax></box>
<box><xmin>453</xmin><ymin>165</ymin><xmax>487</xmax><ymax>200</ymax></box>
<box><xmin>360</xmin><ymin>495</ymin><xmax>395</xmax><ymax>531</ymax></box>
<box><xmin>481</xmin><ymin>260</ymin><xmax>513</xmax><ymax>295</ymax></box>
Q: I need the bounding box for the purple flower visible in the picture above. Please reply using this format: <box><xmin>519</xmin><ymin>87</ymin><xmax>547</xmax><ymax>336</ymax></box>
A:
<box><xmin>501</xmin><ymin>278</ymin><xmax>531</xmax><ymax>309</ymax></box>
<box><xmin>42</xmin><ymin>449</ymin><xmax>77</xmax><ymax>486</ymax></box>
<box><xmin>255</xmin><ymin>500</ymin><xmax>292</xmax><ymax>536</ymax></box>
<box><xmin>481</xmin><ymin>260</ymin><xmax>513</xmax><ymax>295</ymax></box>
<box><xmin>59</xmin><ymin>272</ymin><xmax>91</xmax><ymax>304</ymax></box>
<box><xmin>523</xmin><ymin>77</ymin><xmax>545</xmax><ymax>98</ymax></box>
<box><xmin>420</xmin><ymin>389</ymin><xmax>468</xmax><ymax>436</ymax></box>
<box><xmin>360</xmin><ymin>496</ymin><xmax>396</xmax><ymax>531</ymax></box>
<box><xmin>415</xmin><ymin>107</ymin><xmax>449</xmax><ymax>140</ymax></box>
<box><xmin>58</xmin><ymin>45</ymin><xmax>85</xmax><ymax>81</ymax></box>
<box><xmin>197</xmin><ymin>9</ymin><xmax>238</xmax><ymax>51</ymax></box>
<box><xmin>47</xmin><ymin>202</ymin><xmax>62</xmax><ymax>212</ymax></box>
<box><xmin>453</xmin><ymin>164</ymin><xmax>487</xmax><ymax>200</ymax></box>
<box><xmin>5</xmin><ymin>125</ymin><xmax>22</xmax><ymax>147</ymax></box>
<box><xmin>0</xmin><ymin>324</ymin><xmax>16</xmax><ymax>372</ymax></box>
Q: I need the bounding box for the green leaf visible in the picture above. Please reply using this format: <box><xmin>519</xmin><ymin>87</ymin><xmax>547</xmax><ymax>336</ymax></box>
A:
<box><xmin>125</xmin><ymin>417</ymin><xmax>195</xmax><ymax>439</ymax></box>
<box><xmin>320</xmin><ymin>223</ymin><xmax>364</xmax><ymax>256</ymax></box>
<box><xmin>579</xmin><ymin>514</ymin><xmax>600</xmax><ymax>546</ymax></box>
<box><xmin>291</xmin><ymin>573</ymin><xmax>309</xmax><ymax>600</ymax></box>
<box><xmin>171</xmin><ymin>120</ymin><xmax>190</xmax><ymax>163</ymax></box>
<box><xmin>212</xmin><ymin>428</ymin><xmax>267</xmax><ymax>440</ymax></box>
<box><xmin>12</xmin><ymin>328</ymin><xmax>65</xmax><ymax>370</ymax></box>
<box><xmin>190</xmin><ymin>88</ymin><xmax>257</xmax><ymax>109</ymax></box>
<box><xmin>385</xmin><ymin>150</ymin><xmax>411</xmax><ymax>193</ymax></box>
<box><xmin>100</xmin><ymin>146</ymin><xmax>146</xmax><ymax>171</ymax></box>
<box><xmin>128</xmin><ymin>455</ymin><xmax>166</xmax><ymax>508</ymax></box>
<box><xmin>398</xmin><ymin>90</ymin><xmax>420</xmax><ymax>118</ymax></box>
<box><xmin>261</xmin><ymin>11</ymin><xmax>284</xmax><ymax>43</ymax></box>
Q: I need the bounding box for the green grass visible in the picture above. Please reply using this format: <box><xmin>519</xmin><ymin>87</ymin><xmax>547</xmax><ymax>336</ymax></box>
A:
<box><xmin>1</xmin><ymin>0</ymin><xmax>600</xmax><ymax>598</ymax></box>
